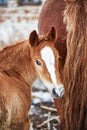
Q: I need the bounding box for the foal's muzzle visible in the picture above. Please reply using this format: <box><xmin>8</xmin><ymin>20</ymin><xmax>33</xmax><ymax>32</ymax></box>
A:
<box><xmin>52</xmin><ymin>86</ymin><xmax>65</xmax><ymax>98</ymax></box>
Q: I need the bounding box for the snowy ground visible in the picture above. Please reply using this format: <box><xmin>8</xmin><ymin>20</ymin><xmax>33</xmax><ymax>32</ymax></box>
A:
<box><xmin>0</xmin><ymin>2</ymin><xmax>59</xmax><ymax>129</ymax></box>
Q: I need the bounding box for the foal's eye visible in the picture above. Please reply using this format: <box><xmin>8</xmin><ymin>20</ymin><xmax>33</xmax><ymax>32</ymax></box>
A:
<box><xmin>35</xmin><ymin>60</ymin><xmax>41</xmax><ymax>65</ymax></box>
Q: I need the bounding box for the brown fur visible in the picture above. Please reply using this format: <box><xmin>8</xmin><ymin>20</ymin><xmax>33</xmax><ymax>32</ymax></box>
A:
<box><xmin>0</xmin><ymin>28</ymin><xmax>63</xmax><ymax>130</ymax></box>
<box><xmin>63</xmin><ymin>0</ymin><xmax>87</xmax><ymax>130</ymax></box>
<box><xmin>0</xmin><ymin>40</ymin><xmax>33</xmax><ymax>130</ymax></box>
<box><xmin>38</xmin><ymin>0</ymin><xmax>66</xmax><ymax>41</ymax></box>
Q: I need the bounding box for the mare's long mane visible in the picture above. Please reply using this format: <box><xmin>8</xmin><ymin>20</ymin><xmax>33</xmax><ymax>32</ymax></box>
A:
<box><xmin>63</xmin><ymin>1</ymin><xmax>87</xmax><ymax>130</ymax></box>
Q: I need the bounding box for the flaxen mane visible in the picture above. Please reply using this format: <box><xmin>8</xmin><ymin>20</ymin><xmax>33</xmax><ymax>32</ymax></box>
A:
<box><xmin>63</xmin><ymin>0</ymin><xmax>87</xmax><ymax>130</ymax></box>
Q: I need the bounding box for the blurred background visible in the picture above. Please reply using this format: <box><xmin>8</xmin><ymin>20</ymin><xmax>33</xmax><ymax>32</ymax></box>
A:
<box><xmin>0</xmin><ymin>0</ymin><xmax>45</xmax><ymax>46</ymax></box>
<box><xmin>0</xmin><ymin>0</ymin><xmax>59</xmax><ymax>129</ymax></box>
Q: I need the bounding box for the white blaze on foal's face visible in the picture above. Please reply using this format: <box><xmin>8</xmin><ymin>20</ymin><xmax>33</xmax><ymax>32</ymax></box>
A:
<box><xmin>41</xmin><ymin>46</ymin><xmax>57</xmax><ymax>86</ymax></box>
<box><xmin>40</xmin><ymin>46</ymin><xmax>64</xmax><ymax>98</ymax></box>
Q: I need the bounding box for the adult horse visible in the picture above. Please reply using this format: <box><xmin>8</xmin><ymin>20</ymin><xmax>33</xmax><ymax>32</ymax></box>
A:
<box><xmin>63</xmin><ymin>0</ymin><xmax>87</xmax><ymax>130</ymax></box>
<box><xmin>38</xmin><ymin>0</ymin><xmax>67</xmax><ymax>129</ymax></box>
<box><xmin>0</xmin><ymin>27</ymin><xmax>65</xmax><ymax>130</ymax></box>
<box><xmin>38</xmin><ymin>0</ymin><xmax>87</xmax><ymax>130</ymax></box>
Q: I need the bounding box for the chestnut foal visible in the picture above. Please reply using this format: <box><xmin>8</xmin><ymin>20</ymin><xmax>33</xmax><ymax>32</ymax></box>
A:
<box><xmin>0</xmin><ymin>27</ymin><xmax>64</xmax><ymax>130</ymax></box>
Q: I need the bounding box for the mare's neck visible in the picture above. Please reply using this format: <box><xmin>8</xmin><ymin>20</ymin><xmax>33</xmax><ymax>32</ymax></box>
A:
<box><xmin>0</xmin><ymin>40</ymin><xmax>37</xmax><ymax>86</ymax></box>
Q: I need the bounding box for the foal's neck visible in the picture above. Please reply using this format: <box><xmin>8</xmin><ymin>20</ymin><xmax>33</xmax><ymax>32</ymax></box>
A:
<box><xmin>0</xmin><ymin>40</ymin><xmax>37</xmax><ymax>86</ymax></box>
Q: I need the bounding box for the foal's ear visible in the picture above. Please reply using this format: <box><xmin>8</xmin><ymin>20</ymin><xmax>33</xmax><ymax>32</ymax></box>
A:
<box><xmin>47</xmin><ymin>27</ymin><xmax>56</xmax><ymax>42</ymax></box>
<box><xmin>29</xmin><ymin>30</ymin><xmax>39</xmax><ymax>47</ymax></box>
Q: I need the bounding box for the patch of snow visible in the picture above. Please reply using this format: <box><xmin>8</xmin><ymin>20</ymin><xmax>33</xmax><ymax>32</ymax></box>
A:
<box><xmin>32</xmin><ymin>91</ymin><xmax>53</xmax><ymax>104</ymax></box>
<box><xmin>32</xmin><ymin>79</ymin><xmax>47</xmax><ymax>91</ymax></box>
<box><xmin>0</xmin><ymin>5</ymin><xmax>41</xmax><ymax>46</ymax></box>
<box><xmin>0</xmin><ymin>19</ymin><xmax>38</xmax><ymax>46</ymax></box>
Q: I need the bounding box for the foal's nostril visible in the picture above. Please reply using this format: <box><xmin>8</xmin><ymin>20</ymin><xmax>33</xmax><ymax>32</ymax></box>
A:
<box><xmin>52</xmin><ymin>88</ymin><xmax>58</xmax><ymax>97</ymax></box>
<box><xmin>52</xmin><ymin>87</ymin><xmax>65</xmax><ymax>98</ymax></box>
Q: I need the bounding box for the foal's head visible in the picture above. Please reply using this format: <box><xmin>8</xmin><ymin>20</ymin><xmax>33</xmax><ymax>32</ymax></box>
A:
<box><xmin>29</xmin><ymin>27</ymin><xmax>65</xmax><ymax>98</ymax></box>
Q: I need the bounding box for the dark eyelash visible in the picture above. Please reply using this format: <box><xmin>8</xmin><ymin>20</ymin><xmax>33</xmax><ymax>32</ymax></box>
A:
<box><xmin>36</xmin><ymin>60</ymin><xmax>41</xmax><ymax>65</ymax></box>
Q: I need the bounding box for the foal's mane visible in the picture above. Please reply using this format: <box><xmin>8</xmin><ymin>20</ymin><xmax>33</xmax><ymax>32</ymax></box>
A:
<box><xmin>39</xmin><ymin>36</ymin><xmax>49</xmax><ymax>43</ymax></box>
<box><xmin>0</xmin><ymin>40</ymin><xmax>28</xmax><ymax>55</ymax></box>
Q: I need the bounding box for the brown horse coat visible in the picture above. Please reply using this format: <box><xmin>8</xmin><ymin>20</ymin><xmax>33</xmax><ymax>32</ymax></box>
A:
<box><xmin>0</xmin><ymin>27</ymin><xmax>64</xmax><ymax>130</ymax></box>
<box><xmin>0</xmin><ymin>40</ymin><xmax>32</xmax><ymax>130</ymax></box>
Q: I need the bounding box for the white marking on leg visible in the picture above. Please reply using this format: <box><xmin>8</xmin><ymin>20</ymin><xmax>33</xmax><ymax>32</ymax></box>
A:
<box><xmin>40</xmin><ymin>46</ymin><xmax>57</xmax><ymax>86</ymax></box>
